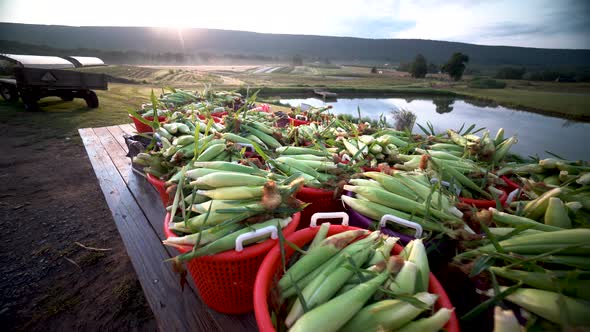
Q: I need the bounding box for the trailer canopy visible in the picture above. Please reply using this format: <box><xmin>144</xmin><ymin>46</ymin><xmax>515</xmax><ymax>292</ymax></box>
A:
<box><xmin>65</xmin><ymin>56</ymin><xmax>106</xmax><ymax>67</ymax></box>
<box><xmin>0</xmin><ymin>54</ymin><xmax>75</xmax><ymax>69</ymax></box>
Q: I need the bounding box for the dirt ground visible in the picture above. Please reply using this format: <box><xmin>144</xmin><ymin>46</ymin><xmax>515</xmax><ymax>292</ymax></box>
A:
<box><xmin>0</xmin><ymin>121</ymin><xmax>156</xmax><ymax>331</ymax></box>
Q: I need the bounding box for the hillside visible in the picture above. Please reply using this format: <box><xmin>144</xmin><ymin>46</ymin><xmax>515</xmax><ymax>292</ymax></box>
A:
<box><xmin>1</xmin><ymin>23</ymin><xmax>589</xmax><ymax>67</ymax></box>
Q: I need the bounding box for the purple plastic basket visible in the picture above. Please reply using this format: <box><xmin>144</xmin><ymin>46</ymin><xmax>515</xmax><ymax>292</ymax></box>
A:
<box><xmin>345</xmin><ymin>192</ymin><xmax>416</xmax><ymax>244</ymax></box>
<box><xmin>344</xmin><ymin>192</ymin><xmax>458</xmax><ymax>270</ymax></box>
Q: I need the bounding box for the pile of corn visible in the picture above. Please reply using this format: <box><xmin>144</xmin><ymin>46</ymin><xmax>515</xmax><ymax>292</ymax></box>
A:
<box><xmin>129</xmin><ymin>90</ymin><xmax>589</xmax><ymax>330</ymax></box>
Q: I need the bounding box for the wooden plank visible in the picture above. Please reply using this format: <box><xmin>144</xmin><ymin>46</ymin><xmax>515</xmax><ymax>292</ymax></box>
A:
<box><xmin>120</xmin><ymin>123</ymin><xmax>136</xmax><ymax>135</ymax></box>
<box><xmin>79</xmin><ymin>128</ymin><xmax>224</xmax><ymax>332</ymax></box>
<box><xmin>93</xmin><ymin>127</ymin><xmax>132</xmax><ymax>183</ymax></box>
<box><xmin>105</xmin><ymin>125</ymin><xmax>128</xmax><ymax>151</ymax></box>
<box><xmin>92</xmin><ymin>126</ymin><xmax>165</xmax><ymax>239</ymax></box>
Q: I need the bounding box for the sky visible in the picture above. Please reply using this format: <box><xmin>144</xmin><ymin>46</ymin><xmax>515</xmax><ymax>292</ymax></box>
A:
<box><xmin>1</xmin><ymin>0</ymin><xmax>589</xmax><ymax>49</ymax></box>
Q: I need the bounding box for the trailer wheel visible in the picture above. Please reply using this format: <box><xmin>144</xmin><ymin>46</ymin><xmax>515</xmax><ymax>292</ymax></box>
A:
<box><xmin>21</xmin><ymin>93</ymin><xmax>40</xmax><ymax>112</ymax></box>
<box><xmin>84</xmin><ymin>90</ymin><xmax>99</xmax><ymax>108</ymax></box>
<box><xmin>0</xmin><ymin>84</ymin><xmax>19</xmax><ymax>102</ymax></box>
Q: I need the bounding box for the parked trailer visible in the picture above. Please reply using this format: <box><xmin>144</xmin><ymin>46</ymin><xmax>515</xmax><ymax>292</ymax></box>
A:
<box><xmin>0</xmin><ymin>54</ymin><xmax>108</xmax><ymax>111</ymax></box>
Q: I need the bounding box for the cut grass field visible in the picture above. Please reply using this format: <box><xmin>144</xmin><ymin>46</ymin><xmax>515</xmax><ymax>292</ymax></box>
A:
<box><xmin>452</xmin><ymin>86</ymin><xmax>590</xmax><ymax>119</ymax></box>
<box><xmin>3</xmin><ymin>64</ymin><xmax>588</xmax><ymax>124</ymax></box>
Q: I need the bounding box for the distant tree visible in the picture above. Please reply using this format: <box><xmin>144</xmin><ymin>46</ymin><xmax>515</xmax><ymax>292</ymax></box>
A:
<box><xmin>495</xmin><ymin>67</ymin><xmax>526</xmax><ymax>80</ymax></box>
<box><xmin>397</xmin><ymin>62</ymin><xmax>412</xmax><ymax>73</ymax></box>
<box><xmin>427</xmin><ymin>63</ymin><xmax>439</xmax><ymax>74</ymax></box>
<box><xmin>410</xmin><ymin>54</ymin><xmax>428</xmax><ymax>78</ymax></box>
<box><xmin>292</xmin><ymin>55</ymin><xmax>303</xmax><ymax>66</ymax></box>
<box><xmin>370</xmin><ymin>66</ymin><xmax>378</xmax><ymax>74</ymax></box>
<box><xmin>442</xmin><ymin>52</ymin><xmax>470</xmax><ymax>81</ymax></box>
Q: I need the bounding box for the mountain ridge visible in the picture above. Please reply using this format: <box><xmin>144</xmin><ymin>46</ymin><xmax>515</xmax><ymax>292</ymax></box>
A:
<box><xmin>1</xmin><ymin>22</ymin><xmax>589</xmax><ymax>66</ymax></box>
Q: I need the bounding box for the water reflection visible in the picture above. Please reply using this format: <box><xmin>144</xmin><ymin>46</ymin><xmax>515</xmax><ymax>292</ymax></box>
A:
<box><xmin>432</xmin><ymin>97</ymin><xmax>455</xmax><ymax>114</ymax></box>
<box><xmin>279</xmin><ymin>96</ymin><xmax>590</xmax><ymax>160</ymax></box>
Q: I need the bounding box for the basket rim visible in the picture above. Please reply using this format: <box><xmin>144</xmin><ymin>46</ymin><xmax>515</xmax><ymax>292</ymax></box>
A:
<box><xmin>253</xmin><ymin>224</ymin><xmax>460</xmax><ymax>332</ymax></box>
<box><xmin>163</xmin><ymin>212</ymin><xmax>301</xmax><ymax>261</ymax></box>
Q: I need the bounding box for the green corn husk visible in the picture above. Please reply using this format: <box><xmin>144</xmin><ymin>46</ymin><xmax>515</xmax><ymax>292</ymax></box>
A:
<box><xmin>308</xmin><ymin>222</ymin><xmax>330</xmax><ymax>251</ymax></box>
<box><xmin>523</xmin><ymin>187</ymin><xmax>562</xmax><ymax>220</ymax></box>
<box><xmin>490</xmin><ymin>267</ymin><xmax>590</xmax><ymax>301</ymax></box>
<box><xmin>408</xmin><ymin>239</ymin><xmax>430</xmax><ymax>293</ymax></box>
<box><xmin>279</xmin><ymin>230</ymin><xmax>368</xmax><ymax>292</ymax></box>
<box><xmin>397</xmin><ymin>307</ymin><xmax>454</xmax><ymax>332</ymax></box>
<box><xmin>494</xmin><ymin>128</ymin><xmax>505</xmax><ymax>146</ymax></box>
<box><xmin>492</xmin><ymin>306</ymin><xmax>521</xmax><ymax>332</ymax></box>
<box><xmin>289</xmin><ymin>272</ymin><xmax>390</xmax><ymax>332</ymax></box>
<box><xmin>341</xmin><ymin>195</ymin><xmax>450</xmax><ymax>234</ymax></box>
<box><xmin>163</xmin><ymin>222</ymin><xmax>243</xmax><ymax>247</ymax></box>
<box><xmin>501</xmin><ymin>287</ymin><xmax>590</xmax><ymax>327</ymax></box>
<box><xmin>191</xmin><ymin>171</ymin><xmax>267</xmax><ymax>188</ymax></box>
<box><xmin>196</xmin><ymin>186</ymin><xmax>264</xmax><ymax>200</ymax></box>
<box><xmin>343</xmin><ymin>185</ymin><xmax>458</xmax><ymax>224</ymax></box>
<box><xmin>544</xmin><ymin>197</ymin><xmax>572</xmax><ymax>229</ymax></box>
<box><xmin>340</xmin><ymin>292</ymin><xmax>438</xmax><ymax>332</ymax></box>
<box><xmin>458</xmin><ymin>228</ymin><xmax>590</xmax><ymax>258</ymax></box>
<box><xmin>175</xmin><ymin>217</ymin><xmax>291</xmax><ymax>261</ymax></box>
<box><xmin>276</xmin><ymin>146</ymin><xmax>332</xmax><ymax>157</ymax></box>
<box><xmin>285</xmin><ymin>238</ymin><xmax>376</xmax><ymax>327</ymax></box>
<box><xmin>389</xmin><ymin>261</ymin><xmax>417</xmax><ymax>295</ymax></box>
<box><xmin>490</xmin><ymin>208</ymin><xmax>561</xmax><ymax>232</ymax></box>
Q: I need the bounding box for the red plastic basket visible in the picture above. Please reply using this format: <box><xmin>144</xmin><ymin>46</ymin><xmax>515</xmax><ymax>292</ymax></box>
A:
<box><xmin>164</xmin><ymin>212</ymin><xmax>300</xmax><ymax>314</ymax></box>
<box><xmin>198</xmin><ymin>114</ymin><xmax>222</xmax><ymax>123</ymax></box>
<box><xmin>295</xmin><ymin>187</ymin><xmax>344</xmax><ymax>229</ymax></box>
<box><xmin>253</xmin><ymin>224</ymin><xmax>460</xmax><ymax>332</ymax></box>
<box><xmin>289</xmin><ymin>117</ymin><xmax>310</xmax><ymax>126</ymax></box>
<box><xmin>146</xmin><ymin>173</ymin><xmax>170</xmax><ymax>206</ymax></box>
<box><xmin>129</xmin><ymin>115</ymin><xmax>167</xmax><ymax>133</ymax></box>
<box><xmin>211</xmin><ymin>111</ymin><xmax>228</xmax><ymax>118</ymax></box>
<box><xmin>459</xmin><ymin>190</ymin><xmax>508</xmax><ymax>208</ymax></box>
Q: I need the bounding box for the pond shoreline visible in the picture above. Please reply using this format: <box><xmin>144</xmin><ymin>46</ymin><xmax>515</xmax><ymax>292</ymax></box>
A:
<box><xmin>239</xmin><ymin>86</ymin><xmax>590</xmax><ymax>122</ymax></box>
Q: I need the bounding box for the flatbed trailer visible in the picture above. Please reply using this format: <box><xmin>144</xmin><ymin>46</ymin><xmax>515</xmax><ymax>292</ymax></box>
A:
<box><xmin>0</xmin><ymin>67</ymin><xmax>108</xmax><ymax>111</ymax></box>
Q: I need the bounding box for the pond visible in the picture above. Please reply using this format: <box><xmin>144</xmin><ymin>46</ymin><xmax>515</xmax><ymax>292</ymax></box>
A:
<box><xmin>279</xmin><ymin>97</ymin><xmax>590</xmax><ymax>160</ymax></box>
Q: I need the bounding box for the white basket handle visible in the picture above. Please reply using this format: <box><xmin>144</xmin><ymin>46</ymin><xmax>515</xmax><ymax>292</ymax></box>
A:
<box><xmin>430</xmin><ymin>177</ymin><xmax>461</xmax><ymax>196</ymax></box>
<box><xmin>295</xmin><ymin>114</ymin><xmax>308</xmax><ymax>121</ymax></box>
<box><xmin>505</xmin><ymin>188</ymin><xmax>520</xmax><ymax>205</ymax></box>
<box><xmin>235</xmin><ymin>225</ymin><xmax>278</xmax><ymax>252</ymax></box>
<box><xmin>310</xmin><ymin>212</ymin><xmax>349</xmax><ymax>227</ymax></box>
<box><xmin>379</xmin><ymin>214</ymin><xmax>423</xmax><ymax>238</ymax></box>
<box><xmin>235</xmin><ymin>143</ymin><xmax>254</xmax><ymax>153</ymax></box>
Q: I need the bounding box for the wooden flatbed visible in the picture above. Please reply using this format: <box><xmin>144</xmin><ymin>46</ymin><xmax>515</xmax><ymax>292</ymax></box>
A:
<box><xmin>79</xmin><ymin>124</ymin><xmax>258</xmax><ymax>331</ymax></box>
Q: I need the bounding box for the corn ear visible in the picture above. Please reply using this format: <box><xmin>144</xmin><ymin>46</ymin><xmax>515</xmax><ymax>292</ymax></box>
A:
<box><xmin>544</xmin><ymin>197</ymin><xmax>572</xmax><ymax>229</ymax></box>
<box><xmin>389</xmin><ymin>261</ymin><xmax>417</xmax><ymax>295</ymax></box>
<box><xmin>340</xmin><ymin>292</ymin><xmax>438</xmax><ymax>332</ymax></box>
<box><xmin>492</xmin><ymin>306</ymin><xmax>521</xmax><ymax>332</ymax></box>
<box><xmin>191</xmin><ymin>171</ymin><xmax>267</xmax><ymax>188</ymax></box>
<box><xmin>501</xmin><ymin>287</ymin><xmax>590</xmax><ymax>327</ymax></box>
<box><xmin>398</xmin><ymin>307</ymin><xmax>454</xmax><ymax>332</ymax></box>
<box><xmin>490</xmin><ymin>208</ymin><xmax>561</xmax><ymax>232</ymax></box>
<box><xmin>408</xmin><ymin>239</ymin><xmax>430</xmax><ymax>293</ymax></box>
<box><xmin>289</xmin><ymin>272</ymin><xmax>389</xmax><ymax>332</ymax></box>
<box><xmin>523</xmin><ymin>187</ymin><xmax>562</xmax><ymax>220</ymax></box>
<box><xmin>197</xmin><ymin>186</ymin><xmax>264</xmax><ymax>200</ymax></box>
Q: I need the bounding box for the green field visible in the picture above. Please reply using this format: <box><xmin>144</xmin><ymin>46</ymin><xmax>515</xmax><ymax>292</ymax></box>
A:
<box><xmin>77</xmin><ymin>64</ymin><xmax>590</xmax><ymax>120</ymax></box>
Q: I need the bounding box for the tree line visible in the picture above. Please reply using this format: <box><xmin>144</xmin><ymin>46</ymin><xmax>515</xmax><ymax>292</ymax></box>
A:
<box><xmin>395</xmin><ymin>52</ymin><xmax>590</xmax><ymax>82</ymax></box>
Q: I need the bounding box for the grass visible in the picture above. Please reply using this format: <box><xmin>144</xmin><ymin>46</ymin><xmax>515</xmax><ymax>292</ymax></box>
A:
<box><xmin>453</xmin><ymin>87</ymin><xmax>590</xmax><ymax>119</ymax></box>
<box><xmin>0</xmin><ymin>84</ymin><xmax>153</xmax><ymax>139</ymax></box>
